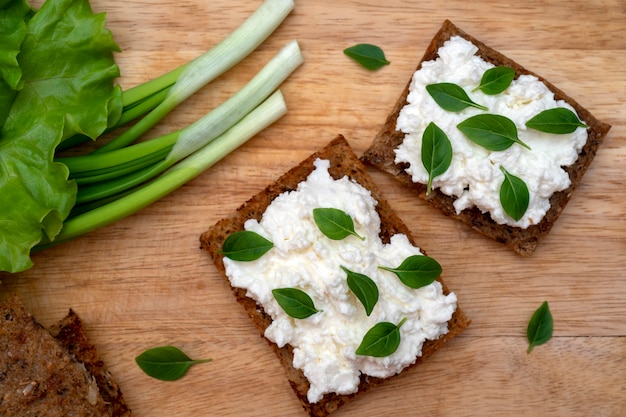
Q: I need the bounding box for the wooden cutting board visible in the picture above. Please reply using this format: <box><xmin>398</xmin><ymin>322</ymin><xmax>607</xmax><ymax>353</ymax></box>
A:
<box><xmin>2</xmin><ymin>0</ymin><xmax>625</xmax><ymax>416</ymax></box>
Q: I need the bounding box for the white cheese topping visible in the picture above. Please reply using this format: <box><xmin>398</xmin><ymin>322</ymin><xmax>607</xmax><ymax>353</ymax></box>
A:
<box><xmin>395</xmin><ymin>36</ymin><xmax>588</xmax><ymax>228</ymax></box>
<box><xmin>223</xmin><ymin>159</ymin><xmax>457</xmax><ymax>403</ymax></box>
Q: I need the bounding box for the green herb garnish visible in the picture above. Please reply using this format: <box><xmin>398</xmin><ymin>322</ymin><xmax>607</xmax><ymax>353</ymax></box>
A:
<box><xmin>135</xmin><ymin>346</ymin><xmax>212</xmax><ymax>381</ymax></box>
<box><xmin>473</xmin><ymin>66</ymin><xmax>515</xmax><ymax>95</ymax></box>
<box><xmin>343</xmin><ymin>43</ymin><xmax>390</xmax><ymax>70</ymax></box>
<box><xmin>426</xmin><ymin>82</ymin><xmax>488</xmax><ymax>112</ymax></box>
<box><xmin>525</xmin><ymin>107</ymin><xmax>587</xmax><ymax>134</ymax></box>
<box><xmin>379</xmin><ymin>255</ymin><xmax>442</xmax><ymax>289</ymax></box>
<box><xmin>313</xmin><ymin>207</ymin><xmax>364</xmax><ymax>240</ymax></box>
<box><xmin>421</xmin><ymin>122</ymin><xmax>453</xmax><ymax>196</ymax></box>
<box><xmin>356</xmin><ymin>318</ymin><xmax>407</xmax><ymax>357</ymax></box>
<box><xmin>342</xmin><ymin>266</ymin><xmax>379</xmax><ymax>316</ymax></box>
<box><xmin>527</xmin><ymin>301</ymin><xmax>553</xmax><ymax>353</ymax></box>
<box><xmin>457</xmin><ymin>113</ymin><xmax>531</xmax><ymax>151</ymax></box>
<box><xmin>499</xmin><ymin>166</ymin><xmax>529</xmax><ymax>221</ymax></box>
<box><xmin>220</xmin><ymin>230</ymin><xmax>273</xmax><ymax>261</ymax></box>
<box><xmin>272</xmin><ymin>287</ymin><xmax>320</xmax><ymax>319</ymax></box>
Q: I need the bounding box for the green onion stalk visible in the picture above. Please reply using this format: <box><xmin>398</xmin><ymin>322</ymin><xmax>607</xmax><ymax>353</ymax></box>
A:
<box><xmin>37</xmin><ymin>89</ymin><xmax>288</xmax><ymax>249</ymax></box>
<box><xmin>92</xmin><ymin>0</ymin><xmax>295</xmax><ymax>154</ymax></box>
<box><xmin>58</xmin><ymin>39</ymin><xmax>303</xmax><ymax>206</ymax></box>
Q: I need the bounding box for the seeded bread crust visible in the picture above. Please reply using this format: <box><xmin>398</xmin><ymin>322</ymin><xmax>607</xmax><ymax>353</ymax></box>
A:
<box><xmin>200</xmin><ymin>135</ymin><xmax>470</xmax><ymax>417</ymax></box>
<box><xmin>50</xmin><ymin>309</ymin><xmax>132</xmax><ymax>417</ymax></box>
<box><xmin>360</xmin><ymin>20</ymin><xmax>611</xmax><ymax>256</ymax></box>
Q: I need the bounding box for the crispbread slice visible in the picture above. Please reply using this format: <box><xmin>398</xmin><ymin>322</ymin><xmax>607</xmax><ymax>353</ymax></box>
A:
<box><xmin>0</xmin><ymin>296</ymin><xmax>120</xmax><ymax>417</ymax></box>
<box><xmin>200</xmin><ymin>134</ymin><xmax>470</xmax><ymax>417</ymax></box>
<box><xmin>361</xmin><ymin>20</ymin><xmax>611</xmax><ymax>256</ymax></box>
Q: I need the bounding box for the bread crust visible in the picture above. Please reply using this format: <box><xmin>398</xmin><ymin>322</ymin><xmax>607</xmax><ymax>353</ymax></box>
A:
<box><xmin>200</xmin><ymin>135</ymin><xmax>470</xmax><ymax>417</ymax></box>
<box><xmin>50</xmin><ymin>309</ymin><xmax>132</xmax><ymax>417</ymax></box>
<box><xmin>360</xmin><ymin>20</ymin><xmax>611</xmax><ymax>256</ymax></box>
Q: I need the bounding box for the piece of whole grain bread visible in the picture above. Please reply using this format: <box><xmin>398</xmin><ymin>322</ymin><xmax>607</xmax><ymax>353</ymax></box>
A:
<box><xmin>0</xmin><ymin>295</ymin><xmax>131</xmax><ymax>417</ymax></box>
<box><xmin>360</xmin><ymin>20</ymin><xmax>611</xmax><ymax>256</ymax></box>
<box><xmin>200</xmin><ymin>134</ymin><xmax>470</xmax><ymax>417</ymax></box>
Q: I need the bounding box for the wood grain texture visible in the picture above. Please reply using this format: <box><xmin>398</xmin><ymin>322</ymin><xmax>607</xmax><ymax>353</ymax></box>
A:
<box><xmin>2</xmin><ymin>0</ymin><xmax>625</xmax><ymax>416</ymax></box>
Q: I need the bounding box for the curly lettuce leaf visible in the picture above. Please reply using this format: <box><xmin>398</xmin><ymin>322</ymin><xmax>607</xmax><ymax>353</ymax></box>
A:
<box><xmin>0</xmin><ymin>0</ymin><xmax>122</xmax><ymax>272</ymax></box>
<box><xmin>0</xmin><ymin>0</ymin><xmax>33</xmax><ymax>127</ymax></box>
<box><xmin>0</xmin><ymin>0</ymin><xmax>32</xmax><ymax>89</ymax></box>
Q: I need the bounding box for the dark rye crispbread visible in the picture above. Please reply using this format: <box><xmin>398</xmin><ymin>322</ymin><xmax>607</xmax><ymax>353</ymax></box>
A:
<box><xmin>0</xmin><ymin>295</ymin><xmax>131</xmax><ymax>417</ymax></box>
<box><xmin>200</xmin><ymin>135</ymin><xmax>470</xmax><ymax>417</ymax></box>
<box><xmin>360</xmin><ymin>19</ymin><xmax>611</xmax><ymax>256</ymax></box>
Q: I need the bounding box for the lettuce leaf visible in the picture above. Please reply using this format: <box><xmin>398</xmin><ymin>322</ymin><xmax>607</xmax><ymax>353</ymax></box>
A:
<box><xmin>0</xmin><ymin>0</ymin><xmax>33</xmax><ymax>127</ymax></box>
<box><xmin>0</xmin><ymin>0</ymin><xmax>122</xmax><ymax>272</ymax></box>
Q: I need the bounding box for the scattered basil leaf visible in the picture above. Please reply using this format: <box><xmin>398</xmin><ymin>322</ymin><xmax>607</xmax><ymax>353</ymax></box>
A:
<box><xmin>219</xmin><ymin>230</ymin><xmax>273</xmax><ymax>261</ymax></box>
<box><xmin>499</xmin><ymin>166</ymin><xmax>529</xmax><ymax>221</ymax></box>
<box><xmin>135</xmin><ymin>346</ymin><xmax>212</xmax><ymax>381</ymax></box>
<box><xmin>421</xmin><ymin>122</ymin><xmax>453</xmax><ymax>195</ymax></box>
<box><xmin>272</xmin><ymin>287</ymin><xmax>320</xmax><ymax>319</ymax></box>
<box><xmin>527</xmin><ymin>301</ymin><xmax>553</xmax><ymax>353</ymax></box>
<box><xmin>426</xmin><ymin>82</ymin><xmax>488</xmax><ymax>112</ymax></box>
<box><xmin>473</xmin><ymin>66</ymin><xmax>515</xmax><ymax>95</ymax></box>
<box><xmin>379</xmin><ymin>255</ymin><xmax>442</xmax><ymax>289</ymax></box>
<box><xmin>342</xmin><ymin>266</ymin><xmax>379</xmax><ymax>316</ymax></box>
<box><xmin>313</xmin><ymin>207</ymin><xmax>364</xmax><ymax>240</ymax></box>
<box><xmin>343</xmin><ymin>43</ymin><xmax>390</xmax><ymax>71</ymax></box>
<box><xmin>356</xmin><ymin>318</ymin><xmax>407</xmax><ymax>357</ymax></box>
<box><xmin>457</xmin><ymin>113</ymin><xmax>531</xmax><ymax>151</ymax></box>
<box><xmin>525</xmin><ymin>107</ymin><xmax>588</xmax><ymax>134</ymax></box>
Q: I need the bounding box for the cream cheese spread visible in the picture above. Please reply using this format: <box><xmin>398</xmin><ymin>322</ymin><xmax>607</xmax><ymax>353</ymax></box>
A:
<box><xmin>223</xmin><ymin>159</ymin><xmax>457</xmax><ymax>403</ymax></box>
<box><xmin>395</xmin><ymin>36</ymin><xmax>588</xmax><ymax>228</ymax></box>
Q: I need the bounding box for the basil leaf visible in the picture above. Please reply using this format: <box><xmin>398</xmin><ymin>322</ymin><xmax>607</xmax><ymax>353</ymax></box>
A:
<box><xmin>525</xmin><ymin>107</ymin><xmax>587</xmax><ymax>134</ymax></box>
<box><xmin>499</xmin><ymin>166</ymin><xmax>529</xmax><ymax>221</ymax></box>
<box><xmin>343</xmin><ymin>43</ymin><xmax>390</xmax><ymax>71</ymax></box>
<box><xmin>356</xmin><ymin>318</ymin><xmax>407</xmax><ymax>357</ymax></box>
<box><xmin>421</xmin><ymin>122</ymin><xmax>453</xmax><ymax>195</ymax></box>
<box><xmin>527</xmin><ymin>301</ymin><xmax>553</xmax><ymax>353</ymax></box>
<box><xmin>313</xmin><ymin>207</ymin><xmax>364</xmax><ymax>240</ymax></box>
<box><xmin>342</xmin><ymin>266</ymin><xmax>379</xmax><ymax>316</ymax></box>
<box><xmin>379</xmin><ymin>255</ymin><xmax>441</xmax><ymax>289</ymax></box>
<box><xmin>272</xmin><ymin>287</ymin><xmax>320</xmax><ymax>319</ymax></box>
<box><xmin>473</xmin><ymin>66</ymin><xmax>515</xmax><ymax>95</ymax></box>
<box><xmin>135</xmin><ymin>346</ymin><xmax>212</xmax><ymax>381</ymax></box>
<box><xmin>426</xmin><ymin>82</ymin><xmax>488</xmax><ymax>112</ymax></box>
<box><xmin>457</xmin><ymin>114</ymin><xmax>531</xmax><ymax>151</ymax></box>
<box><xmin>219</xmin><ymin>230</ymin><xmax>273</xmax><ymax>261</ymax></box>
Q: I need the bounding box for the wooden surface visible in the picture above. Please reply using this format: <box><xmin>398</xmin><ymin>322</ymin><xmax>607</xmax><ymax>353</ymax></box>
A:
<box><xmin>2</xmin><ymin>0</ymin><xmax>625</xmax><ymax>416</ymax></box>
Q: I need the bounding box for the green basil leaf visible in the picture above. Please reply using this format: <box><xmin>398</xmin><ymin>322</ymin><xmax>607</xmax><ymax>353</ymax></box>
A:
<box><xmin>527</xmin><ymin>301</ymin><xmax>553</xmax><ymax>353</ymax></box>
<box><xmin>426</xmin><ymin>82</ymin><xmax>488</xmax><ymax>112</ymax></box>
<box><xmin>313</xmin><ymin>207</ymin><xmax>364</xmax><ymax>240</ymax></box>
<box><xmin>379</xmin><ymin>255</ymin><xmax>442</xmax><ymax>289</ymax></box>
<box><xmin>525</xmin><ymin>107</ymin><xmax>587</xmax><ymax>134</ymax></box>
<box><xmin>473</xmin><ymin>66</ymin><xmax>515</xmax><ymax>95</ymax></box>
<box><xmin>135</xmin><ymin>346</ymin><xmax>212</xmax><ymax>381</ymax></box>
<box><xmin>499</xmin><ymin>166</ymin><xmax>529</xmax><ymax>221</ymax></box>
<box><xmin>272</xmin><ymin>287</ymin><xmax>320</xmax><ymax>319</ymax></box>
<box><xmin>219</xmin><ymin>230</ymin><xmax>273</xmax><ymax>261</ymax></box>
<box><xmin>342</xmin><ymin>266</ymin><xmax>379</xmax><ymax>316</ymax></box>
<box><xmin>421</xmin><ymin>122</ymin><xmax>453</xmax><ymax>195</ymax></box>
<box><xmin>356</xmin><ymin>318</ymin><xmax>407</xmax><ymax>357</ymax></box>
<box><xmin>343</xmin><ymin>43</ymin><xmax>390</xmax><ymax>71</ymax></box>
<box><xmin>457</xmin><ymin>114</ymin><xmax>531</xmax><ymax>151</ymax></box>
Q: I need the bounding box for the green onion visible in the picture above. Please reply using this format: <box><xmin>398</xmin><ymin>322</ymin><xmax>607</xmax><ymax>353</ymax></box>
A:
<box><xmin>62</xmin><ymin>40</ymin><xmax>302</xmax><ymax>205</ymax></box>
<box><xmin>93</xmin><ymin>0</ymin><xmax>295</xmax><ymax>154</ymax></box>
<box><xmin>37</xmin><ymin>89</ymin><xmax>288</xmax><ymax>248</ymax></box>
